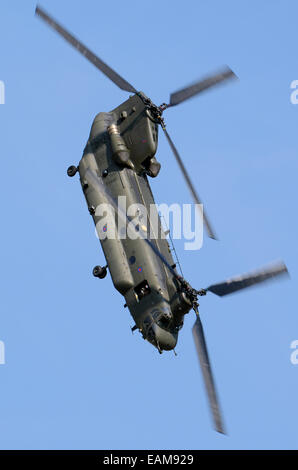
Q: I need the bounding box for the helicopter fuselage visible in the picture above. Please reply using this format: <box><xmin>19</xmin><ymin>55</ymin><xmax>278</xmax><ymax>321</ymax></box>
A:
<box><xmin>78</xmin><ymin>94</ymin><xmax>192</xmax><ymax>352</ymax></box>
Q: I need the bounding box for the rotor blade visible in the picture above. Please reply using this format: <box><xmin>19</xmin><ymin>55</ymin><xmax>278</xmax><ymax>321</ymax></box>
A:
<box><xmin>169</xmin><ymin>67</ymin><xmax>237</xmax><ymax>107</ymax></box>
<box><xmin>35</xmin><ymin>5</ymin><xmax>137</xmax><ymax>93</ymax></box>
<box><xmin>206</xmin><ymin>261</ymin><xmax>289</xmax><ymax>297</ymax></box>
<box><xmin>84</xmin><ymin>168</ymin><xmax>178</xmax><ymax>280</ymax></box>
<box><xmin>162</xmin><ymin>127</ymin><xmax>217</xmax><ymax>240</ymax></box>
<box><xmin>192</xmin><ymin>313</ymin><xmax>225</xmax><ymax>434</ymax></box>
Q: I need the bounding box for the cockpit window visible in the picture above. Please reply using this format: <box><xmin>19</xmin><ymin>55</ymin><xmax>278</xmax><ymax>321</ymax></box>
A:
<box><xmin>157</xmin><ymin>316</ymin><xmax>171</xmax><ymax>329</ymax></box>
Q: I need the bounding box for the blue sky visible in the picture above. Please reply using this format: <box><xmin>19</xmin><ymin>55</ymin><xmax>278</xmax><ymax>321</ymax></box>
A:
<box><xmin>0</xmin><ymin>0</ymin><xmax>297</xmax><ymax>449</ymax></box>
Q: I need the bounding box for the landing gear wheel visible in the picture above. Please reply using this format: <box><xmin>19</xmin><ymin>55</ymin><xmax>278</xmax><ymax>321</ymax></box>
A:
<box><xmin>67</xmin><ymin>165</ymin><xmax>78</xmax><ymax>177</ymax></box>
<box><xmin>92</xmin><ymin>265</ymin><xmax>107</xmax><ymax>279</ymax></box>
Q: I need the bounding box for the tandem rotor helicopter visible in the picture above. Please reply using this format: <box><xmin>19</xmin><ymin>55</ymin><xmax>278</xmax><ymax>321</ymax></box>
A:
<box><xmin>35</xmin><ymin>5</ymin><xmax>289</xmax><ymax>434</ymax></box>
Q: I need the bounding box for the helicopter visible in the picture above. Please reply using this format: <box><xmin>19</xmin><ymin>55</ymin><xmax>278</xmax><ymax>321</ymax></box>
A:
<box><xmin>35</xmin><ymin>5</ymin><xmax>289</xmax><ymax>434</ymax></box>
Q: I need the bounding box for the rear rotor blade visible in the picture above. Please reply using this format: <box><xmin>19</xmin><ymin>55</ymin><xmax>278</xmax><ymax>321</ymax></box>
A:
<box><xmin>35</xmin><ymin>5</ymin><xmax>137</xmax><ymax>93</ymax></box>
<box><xmin>192</xmin><ymin>313</ymin><xmax>225</xmax><ymax>434</ymax></box>
<box><xmin>162</xmin><ymin>127</ymin><xmax>217</xmax><ymax>240</ymax></box>
<box><xmin>169</xmin><ymin>67</ymin><xmax>237</xmax><ymax>107</ymax></box>
<box><xmin>206</xmin><ymin>261</ymin><xmax>289</xmax><ymax>297</ymax></box>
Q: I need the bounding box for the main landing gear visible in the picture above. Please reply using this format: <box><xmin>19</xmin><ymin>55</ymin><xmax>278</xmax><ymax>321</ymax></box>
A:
<box><xmin>67</xmin><ymin>165</ymin><xmax>78</xmax><ymax>177</ymax></box>
<box><xmin>92</xmin><ymin>265</ymin><xmax>108</xmax><ymax>279</ymax></box>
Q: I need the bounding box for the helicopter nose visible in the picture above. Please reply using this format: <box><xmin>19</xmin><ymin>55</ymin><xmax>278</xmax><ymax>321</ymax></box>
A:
<box><xmin>150</xmin><ymin>323</ymin><xmax>177</xmax><ymax>351</ymax></box>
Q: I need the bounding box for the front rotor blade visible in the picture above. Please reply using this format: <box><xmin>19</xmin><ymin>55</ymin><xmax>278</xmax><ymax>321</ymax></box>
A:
<box><xmin>192</xmin><ymin>314</ymin><xmax>225</xmax><ymax>434</ymax></box>
<box><xmin>169</xmin><ymin>67</ymin><xmax>237</xmax><ymax>107</ymax></box>
<box><xmin>162</xmin><ymin>127</ymin><xmax>217</xmax><ymax>240</ymax></box>
<box><xmin>207</xmin><ymin>261</ymin><xmax>289</xmax><ymax>297</ymax></box>
<box><xmin>35</xmin><ymin>5</ymin><xmax>137</xmax><ymax>93</ymax></box>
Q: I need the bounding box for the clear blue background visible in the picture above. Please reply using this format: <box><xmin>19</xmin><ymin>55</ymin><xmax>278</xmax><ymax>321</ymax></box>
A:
<box><xmin>0</xmin><ymin>0</ymin><xmax>297</xmax><ymax>449</ymax></box>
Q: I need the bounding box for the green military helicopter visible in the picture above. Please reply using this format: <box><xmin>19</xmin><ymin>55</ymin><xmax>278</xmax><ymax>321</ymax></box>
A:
<box><xmin>36</xmin><ymin>6</ymin><xmax>289</xmax><ymax>434</ymax></box>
